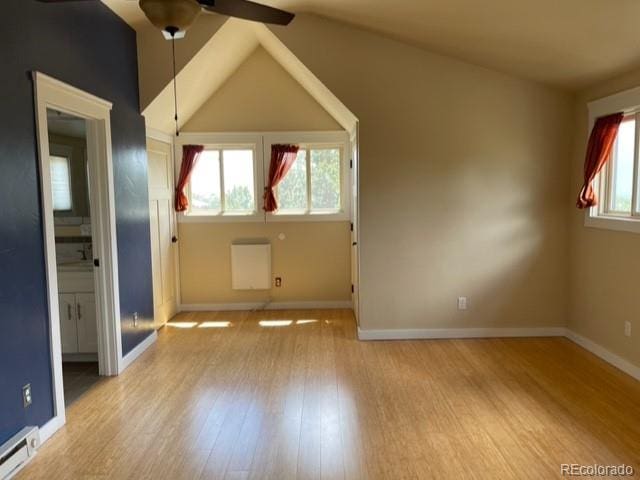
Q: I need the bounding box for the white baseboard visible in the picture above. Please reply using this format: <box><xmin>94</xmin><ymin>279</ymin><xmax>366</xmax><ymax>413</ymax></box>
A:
<box><xmin>39</xmin><ymin>415</ymin><xmax>64</xmax><ymax>444</ymax></box>
<box><xmin>119</xmin><ymin>331</ymin><xmax>157</xmax><ymax>373</ymax></box>
<box><xmin>565</xmin><ymin>329</ymin><xmax>640</xmax><ymax>382</ymax></box>
<box><xmin>180</xmin><ymin>300</ymin><xmax>353</xmax><ymax>312</ymax></box>
<box><xmin>357</xmin><ymin>326</ymin><xmax>567</xmax><ymax>341</ymax></box>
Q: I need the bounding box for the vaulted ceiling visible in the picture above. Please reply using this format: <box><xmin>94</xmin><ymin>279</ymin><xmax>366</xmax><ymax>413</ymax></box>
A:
<box><xmin>104</xmin><ymin>0</ymin><xmax>640</xmax><ymax>90</ymax></box>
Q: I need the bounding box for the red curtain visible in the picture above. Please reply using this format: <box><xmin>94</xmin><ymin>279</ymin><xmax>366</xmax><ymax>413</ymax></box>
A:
<box><xmin>576</xmin><ymin>113</ymin><xmax>624</xmax><ymax>209</ymax></box>
<box><xmin>175</xmin><ymin>145</ymin><xmax>204</xmax><ymax>212</ymax></box>
<box><xmin>264</xmin><ymin>144</ymin><xmax>300</xmax><ymax>212</ymax></box>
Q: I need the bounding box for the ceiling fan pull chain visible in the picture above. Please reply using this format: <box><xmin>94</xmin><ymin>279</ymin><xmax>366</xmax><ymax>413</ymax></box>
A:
<box><xmin>171</xmin><ymin>33</ymin><xmax>179</xmax><ymax>137</ymax></box>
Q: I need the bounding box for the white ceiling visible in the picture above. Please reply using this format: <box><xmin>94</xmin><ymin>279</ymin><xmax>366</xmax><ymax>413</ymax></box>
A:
<box><xmin>103</xmin><ymin>0</ymin><xmax>640</xmax><ymax>90</ymax></box>
<box><xmin>279</xmin><ymin>0</ymin><xmax>640</xmax><ymax>89</ymax></box>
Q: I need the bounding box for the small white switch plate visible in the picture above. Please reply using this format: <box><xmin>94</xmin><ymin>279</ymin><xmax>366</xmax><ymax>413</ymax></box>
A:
<box><xmin>624</xmin><ymin>321</ymin><xmax>632</xmax><ymax>337</ymax></box>
<box><xmin>133</xmin><ymin>312</ymin><xmax>139</xmax><ymax>328</ymax></box>
<box><xmin>457</xmin><ymin>297</ymin><xmax>468</xmax><ymax>311</ymax></box>
<box><xmin>23</xmin><ymin>384</ymin><xmax>32</xmax><ymax>408</ymax></box>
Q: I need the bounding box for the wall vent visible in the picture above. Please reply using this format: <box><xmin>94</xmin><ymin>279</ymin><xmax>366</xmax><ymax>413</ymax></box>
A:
<box><xmin>0</xmin><ymin>427</ymin><xmax>39</xmax><ymax>480</ymax></box>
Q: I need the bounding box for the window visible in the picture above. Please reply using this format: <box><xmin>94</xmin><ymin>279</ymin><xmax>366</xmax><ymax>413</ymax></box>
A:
<box><xmin>600</xmin><ymin>115</ymin><xmax>637</xmax><ymax>216</ymax></box>
<box><xmin>179</xmin><ymin>132</ymin><xmax>350</xmax><ymax>222</ymax></box>
<box><xmin>50</xmin><ymin>155</ymin><xmax>72</xmax><ymax>211</ymax></box>
<box><xmin>188</xmin><ymin>147</ymin><xmax>257</xmax><ymax>217</ymax></box>
<box><xmin>276</xmin><ymin>146</ymin><xmax>342</xmax><ymax>215</ymax></box>
<box><xmin>278</xmin><ymin>149</ymin><xmax>307</xmax><ymax>212</ymax></box>
<box><xmin>585</xmin><ymin>86</ymin><xmax>640</xmax><ymax>234</ymax></box>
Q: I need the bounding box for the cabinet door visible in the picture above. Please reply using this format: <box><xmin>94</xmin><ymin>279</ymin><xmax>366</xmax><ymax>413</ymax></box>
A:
<box><xmin>58</xmin><ymin>294</ymin><xmax>78</xmax><ymax>354</ymax></box>
<box><xmin>76</xmin><ymin>293</ymin><xmax>98</xmax><ymax>353</ymax></box>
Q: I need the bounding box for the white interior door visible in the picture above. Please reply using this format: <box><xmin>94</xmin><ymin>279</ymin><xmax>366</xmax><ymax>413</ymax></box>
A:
<box><xmin>147</xmin><ymin>137</ymin><xmax>177</xmax><ymax>327</ymax></box>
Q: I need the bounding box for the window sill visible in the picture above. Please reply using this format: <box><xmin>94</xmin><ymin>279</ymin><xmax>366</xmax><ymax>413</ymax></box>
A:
<box><xmin>584</xmin><ymin>211</ymin><xmax>640</xmax><ymax>234</ymax></box>
<box><xmin>268</xmin><ymin>211</ymin><xmax>350</xmax><ymax>222</ymax></box>
<box><xmin>178</xmin><ymin>211</ymin><xmax>350</xmax><ymax>224</ymax></box>
<box><xmin>179</xmin><ymin>212</ymin><xmax>264</xmax><ymax>223</ymax></box>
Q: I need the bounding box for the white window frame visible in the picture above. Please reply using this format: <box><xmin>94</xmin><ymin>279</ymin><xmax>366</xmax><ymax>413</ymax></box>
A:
<box><xmin>264</xmin><ymin>131</ymin><xmax>350</xmax><ymax>222</ymax></box>
<box><xmin>175</xmin><ymin>131</ymin><xmax>350</xmax><ymax>223</ymax></box>
<box><xmin>175</xmin><ymin>133</ymin><xmax>264</xmax><ymax>223</ymax></box>
<box><xmin>49</xmin><ymin>144</ymin><xmax>74</xmax><ymax>212</ymax></box>
<box><xmin>585</xmin><ymin>87</ymin><xmax>640</xmax><ymax>234</ymax></box>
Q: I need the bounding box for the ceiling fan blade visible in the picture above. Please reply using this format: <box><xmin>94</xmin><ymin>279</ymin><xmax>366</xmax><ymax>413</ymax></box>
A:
<box><xmin>36</xmin><ymin>0</ymin><xmax>98</xmax><ymax>2</ymax></box>
<box><xmin>201</xmin><ymin>0</ymin><xmax>294</xmax><ymax>26</ymax></box>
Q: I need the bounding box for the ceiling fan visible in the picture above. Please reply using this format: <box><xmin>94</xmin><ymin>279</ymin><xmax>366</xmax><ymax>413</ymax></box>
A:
<box><xmin>37</xmin><ymin>0</ymin><xmax>296</xmax><ymax>136</ymax></box>
<box><xmin>36</xmin><ymin>0</ymin><xmax>295</xmax><ymax>39</ymax></box>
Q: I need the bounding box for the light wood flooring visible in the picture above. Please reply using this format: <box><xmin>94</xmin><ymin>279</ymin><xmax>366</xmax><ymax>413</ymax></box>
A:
<box><xmin>19</xmin><ymin>310</ymin><xmax>640</xmax><ymax>479</ymax></box>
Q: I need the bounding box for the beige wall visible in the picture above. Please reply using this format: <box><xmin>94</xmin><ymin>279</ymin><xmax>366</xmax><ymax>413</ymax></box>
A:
<box><xmin>568</xmin><ymin>70</ymin><xmax>640</xmax><ymax>369</ymax></box>
<box><xmin>179</xmin><ymin>222</ymin><xmax>351</xmax><ymax>305</ymax></box>
<box><xmin>183</xmin><ymin>47</ymin><xmax>341</xmax><ymax>132</ymax></box>
<box><xmin>179</xmin><ymin>46</ymin><xmax>350</xmax><ymax>305</ymax></box>
<box><xmin>270</xmin><ymin>15</ymin><xmax>574</xmax><ymax>330</ymax></box>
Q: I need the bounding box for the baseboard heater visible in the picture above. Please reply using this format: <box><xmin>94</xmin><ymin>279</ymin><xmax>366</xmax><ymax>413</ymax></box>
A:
<box><xmin>0</xmin><ymin>427</ymin><xmax>40</xmax><ymax>479</ymax></box>
<box><xmin>230</xmin><ymin>241</ymin><xmax>271</xmax><ymax>290</ymax></box>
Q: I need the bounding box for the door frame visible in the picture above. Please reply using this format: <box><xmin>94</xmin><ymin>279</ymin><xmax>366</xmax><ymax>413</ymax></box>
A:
<box><xmin>33</xmin><ymin>72</ymin><xmax>123</xmax><ymax>442</ymax></box>
<box><xmin>350</xmin><ymin>123</ymin><xmax>361</xmax><ymax>324</ymax></box>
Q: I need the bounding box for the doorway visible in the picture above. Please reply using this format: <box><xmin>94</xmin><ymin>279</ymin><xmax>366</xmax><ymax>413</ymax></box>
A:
<box><xmin>33</xmin><ymin>72</ymin><xmax>122</xmax><ymax>442</ymax></box>
<box><xmin>48</xmin><ymin>108</ymin><xmax>101</xmax><ymax>406</ymax></box>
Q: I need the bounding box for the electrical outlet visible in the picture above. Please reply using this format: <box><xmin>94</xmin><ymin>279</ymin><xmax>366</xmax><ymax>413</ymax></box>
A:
<box><xmin>23</xmin><ymin>384</ymin><xmax>32</xmax><ymax>408</ymax></box>
<box><xmin>275</xmin><ymin>277</ymin><xmax>282</xmax><ymax>288</ymax></box>
<box><xmin>457</xmin><ymin>297</ymin><xmax>468</xmax><ymax>311</ymax></box>
<box><xmin>133</xmin><ymin>312</ymin><xmax>139</xmax><ymax>327</ymax></box>
<box><xmin>625</xmin><ymin>321</ymin><xmax>632</xmax><ymax>337</ymax></box>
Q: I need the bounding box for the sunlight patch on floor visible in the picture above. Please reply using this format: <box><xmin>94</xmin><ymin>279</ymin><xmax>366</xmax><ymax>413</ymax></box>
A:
<box><xmin>198</xmin><ymin>321</ymin><xmax>232</xmax><ymax>328</ymax></box>
<box><xmin>259</xmin><ymin>320</ymin><xmax>293</xmax><ymax>327</ymax></box>
<box><xmin>166</xmin><ymin>322</ymin><xmax>198</xmax><ymax>329</ymax></box>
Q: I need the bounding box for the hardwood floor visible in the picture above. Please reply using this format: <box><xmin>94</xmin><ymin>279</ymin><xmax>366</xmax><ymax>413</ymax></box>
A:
<box><xmin>20</xmin><ymin>310</ymin><xmax>640</xmax><ymax>479</ymax></box>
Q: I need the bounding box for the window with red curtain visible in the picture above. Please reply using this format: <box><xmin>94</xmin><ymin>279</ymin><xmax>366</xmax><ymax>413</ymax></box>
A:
<box><xmin>263</xmin><ymin>144</ymin><xmax>300</xmax><ymax>212</ymax></box>
<box><xmin>175</xmin><ymin>145</ymin><xmax>204</xmax><ymax>212</ymax></box>
<box><xmin>576</xmin><ymin>112</ymin><xmax>624</xmax><ymax>209</ymax></box>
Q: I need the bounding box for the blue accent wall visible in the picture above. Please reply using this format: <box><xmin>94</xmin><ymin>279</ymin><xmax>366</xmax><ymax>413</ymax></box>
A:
<box><xmin>0</xmin><ymin>0</ymin><xmax>154</xmax><ymax>445</ymax></box>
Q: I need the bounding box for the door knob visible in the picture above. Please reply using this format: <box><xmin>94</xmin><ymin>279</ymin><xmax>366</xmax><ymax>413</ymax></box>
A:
<box><xmin>172</xmin><ymin>236</ymin><xmax>178</xmax><ymax>243</ymax></box>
